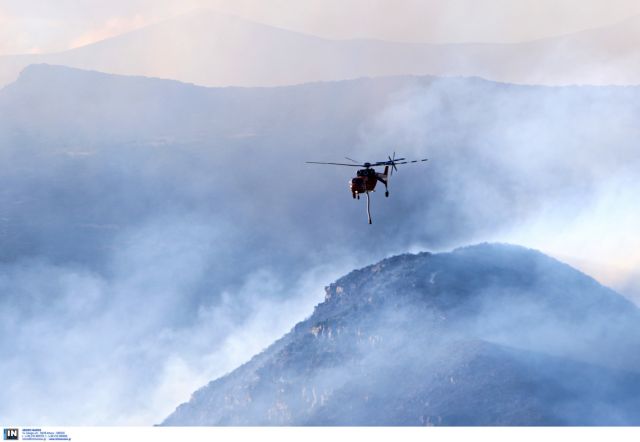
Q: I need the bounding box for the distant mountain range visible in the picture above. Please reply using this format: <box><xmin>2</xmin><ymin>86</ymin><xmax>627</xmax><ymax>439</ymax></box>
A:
<box><xmin>2</xmin><ymin>10</ymin><xmax>640</xmax><ymax>89</ymax></box>
<box><xmin>162</xmin><ymin>244</ymin><xmax>640</xmax><ymax>425</ymax></box>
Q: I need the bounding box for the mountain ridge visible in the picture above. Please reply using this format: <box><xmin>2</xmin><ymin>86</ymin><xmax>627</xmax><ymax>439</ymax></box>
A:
<box><xmin>3</xmin><ymin>10</ymin><xmax>640</xmax><ymax>88</ymax></box>
<box><xmin>162</xmin><ymin>243</ymin><xmax>640</xmax><ymax>425</ymax></box>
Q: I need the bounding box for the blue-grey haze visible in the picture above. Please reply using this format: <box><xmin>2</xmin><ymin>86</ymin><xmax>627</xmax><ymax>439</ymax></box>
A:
<box><xmin>0</xmin><ymin>65</ymin><xmax>638</xmax><ymax>423</ymax></box>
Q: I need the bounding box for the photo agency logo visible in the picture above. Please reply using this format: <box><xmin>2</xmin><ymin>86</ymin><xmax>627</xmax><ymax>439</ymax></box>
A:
<box><xmin>3</xmin><ymin>429</ymin><xmax>18</xmax><ymax>440</ymax></box>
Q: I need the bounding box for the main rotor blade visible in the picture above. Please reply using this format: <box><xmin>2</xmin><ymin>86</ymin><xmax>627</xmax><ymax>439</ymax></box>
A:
<box><xmin>306</xmin><ymin>157</ymin><xmax>427</xmax><ymax>167</ymax></box>
<box><xmin>395</xmin><ymin>158</ymin><xmax>429</xmax><ymax>165</ymax></box>
<box><xmin>344</xmin><ymin>156</ymin><xmax>360</xmax><ymax>164</ymax></box>
<box><xmin>306</xmin><ymin>161</ymin><xmax>362</xmax><ymax>167</ymax></box>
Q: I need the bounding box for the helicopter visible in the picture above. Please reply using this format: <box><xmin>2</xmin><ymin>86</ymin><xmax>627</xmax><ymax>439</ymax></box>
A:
<box><xmin>306</xmin><ymin>153</ymin><xmax>428</xmax><ymax>224</ymax></box>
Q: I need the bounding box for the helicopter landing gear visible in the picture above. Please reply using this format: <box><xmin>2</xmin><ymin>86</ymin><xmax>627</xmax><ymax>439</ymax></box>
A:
<box><xmin>357</xmin><ymin>194</ymin><xmax>360</xmax><ymax>200</ymax></box>
<box><xmin>385</xmin><ymin>190</ymin><xmax>389</xmax><ymax>197</ymax></box>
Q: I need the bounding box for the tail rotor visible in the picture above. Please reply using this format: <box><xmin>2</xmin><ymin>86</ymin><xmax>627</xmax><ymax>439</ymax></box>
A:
<box><xmin>388</xmin><ymin>151</ymin><xmax>398</xmax><ymax>176</ymax></box>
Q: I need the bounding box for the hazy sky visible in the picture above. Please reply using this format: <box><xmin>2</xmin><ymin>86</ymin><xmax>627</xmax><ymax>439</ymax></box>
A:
<box><xmin>2</xmin><ymin>0</ymin><xmax>640</xmax><ymax>54</ymax></box>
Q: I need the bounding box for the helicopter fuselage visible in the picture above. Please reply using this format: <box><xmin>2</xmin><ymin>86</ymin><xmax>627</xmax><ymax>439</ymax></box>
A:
<box><xmin>349</xmin><ymin>167</ymin><xmax>387</xmax><ymax>198</ymax></box>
